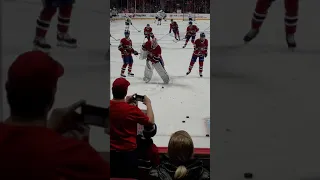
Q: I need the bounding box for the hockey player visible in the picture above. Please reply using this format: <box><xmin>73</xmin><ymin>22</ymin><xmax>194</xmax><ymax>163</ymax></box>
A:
<box><xmin>160</xmin><ymin>10</ymin><xmax>167</xmax><ymax>21</ymax></box>
<box><xmin>33</xmin><ymin>0</ymin><xmax>77</xmax><ymax>52</ymax></box>
<box><xmin>156</xmin><ymin>11</ymin><xmax>162</xmax><ymax>25</ymax></box>
<box><xmin>144</xmin><ymin>24</ymin><xmax>153</xmax><ymax>41</ymax></box>
<box><xmin>186</xmin><ymin>32</ymin><xmax>208</xmax><ymax>77</ymax></box>
<box><xmin>169</xmin><ymin>19</ymin><xmax>180</xmax><ymax>41</ymax></box>
<box><xmin>141</xmin><ymin>38</ymin><xmax>169</xmax><ymax>84</ymax></box>
<box><xmin>118</xmin><ymin>30</ymin><xmax>139</xmax><ymax>77</ymax></box>
<box><xmin>188</xmin><ymin>12</ymin><xmax>193</xmax><ymax>22</ymax></box>
<box><xmin>125</xmin><ymin>16</ymin><xmax>132</xmax><ymax>30</ymax></box>
<box><xmin>183</xmin><ymin>21</ymin><xmax>199</xmax><ymax>48</ymax></box>
<box><xmin>112</xmin><ymin>7</ymin><xmax>118</xmax><ymax>20</ymax></box>
<box><xmin>243</xmin><ymin>0</ymin><xmax>299</xmax><ymax>48</ymax></box>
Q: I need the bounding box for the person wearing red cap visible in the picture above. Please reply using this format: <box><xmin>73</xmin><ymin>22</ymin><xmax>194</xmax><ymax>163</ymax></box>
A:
<box><xmin>109</xmin><ymin>77</ymin><xmax>155</xmax><ymax>178</ymax></box>
<box><xmin>0</xmin><ymin>51</ymin><xmax>109</xmax><ymax>179</ymax></box>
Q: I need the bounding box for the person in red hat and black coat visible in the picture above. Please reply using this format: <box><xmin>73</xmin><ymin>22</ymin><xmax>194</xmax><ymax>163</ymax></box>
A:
<box><xmin>110</xmin><ymin>77</ymin><xmax>155</xmax><ymax>178</ymax></box>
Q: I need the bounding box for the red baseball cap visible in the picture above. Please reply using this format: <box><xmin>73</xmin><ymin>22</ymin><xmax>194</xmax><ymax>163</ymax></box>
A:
<box><xmin>7</xmin><ymin>51</ymin><xmax>64</xmax><ymax>89</ymax></box>
<box><xmin>112</xmin><ymin>78</ymin><xmax>130</xmax><ymax>93</ymax></box>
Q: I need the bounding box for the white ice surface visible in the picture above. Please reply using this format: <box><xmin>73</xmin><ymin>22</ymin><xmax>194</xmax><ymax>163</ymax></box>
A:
<box><xmin>211</xmin><ymin>0</ymin><xmax>320</xmax><ymax>179</ymax></box>
<box><xmin>2</xmin><ymin>0</ymin><xmax>110</xmax><ymax>152</ymax></box>
<box><xmin>110</xmin><ymin>20</ymin><xmax>210</xmax><ymax>148</ymax></box>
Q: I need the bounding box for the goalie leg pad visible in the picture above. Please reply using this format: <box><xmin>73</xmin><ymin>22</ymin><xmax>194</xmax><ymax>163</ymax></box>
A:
<box><xmin>143</xmin><ymin>60</ymin><xmax>154</xmax><ymax>83</ymax></box>
<box><xmin>153</xmin><ymin>62</ymin><xmax>170</xmax><ymax>84</ymax></box>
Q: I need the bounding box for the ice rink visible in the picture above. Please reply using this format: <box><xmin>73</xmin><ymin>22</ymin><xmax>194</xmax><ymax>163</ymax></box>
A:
<box><xmin>211</xmin><ymin>0</ymin><xmax>320</xmax><ymax>179</ymax></box>
<box><xmin>110</xmin><ymin>19</ymin><xmax>210</xmax><ymax>148</ymax></box>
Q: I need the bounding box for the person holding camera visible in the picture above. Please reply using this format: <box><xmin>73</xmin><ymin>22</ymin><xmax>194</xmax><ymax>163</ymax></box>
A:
<box><xmin>110</xmin><ymin>77</ymin><xmax>155</xmax><ymax>178</ymax></box>
<box><xmin>0</xmin><ymin>51</ymin><xmax>109</xmax><ymax>179</ymax></box>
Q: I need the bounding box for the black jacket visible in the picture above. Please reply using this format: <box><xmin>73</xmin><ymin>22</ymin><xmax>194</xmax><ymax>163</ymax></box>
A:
<box><xmin>148</xmin><ymin>156</ymin><xmax>209</xmax><ymax>180</ymax></box>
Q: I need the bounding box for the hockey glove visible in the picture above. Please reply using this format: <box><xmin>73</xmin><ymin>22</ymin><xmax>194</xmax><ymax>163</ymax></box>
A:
<box><xmin>133</xmin><ymin>50</ymin><xmax>139</xmax><ymax>55</ymax></box>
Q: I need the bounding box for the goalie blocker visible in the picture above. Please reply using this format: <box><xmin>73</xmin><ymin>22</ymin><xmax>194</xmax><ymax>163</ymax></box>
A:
<box><xmin>139</xmin><ymin>40</ymin><xmax>169</xmax><ymax>84</ymax></box>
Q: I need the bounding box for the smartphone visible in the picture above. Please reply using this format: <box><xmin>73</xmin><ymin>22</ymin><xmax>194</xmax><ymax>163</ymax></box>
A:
<box><xmin>81</xmin><ymin>104</ymin><xmax>109</xmax><ymax>128</ymax></box>
<box><xmin>133</xmin><ymin>94</ymin><xmax>145</xmax><ymax>102</ymax></box>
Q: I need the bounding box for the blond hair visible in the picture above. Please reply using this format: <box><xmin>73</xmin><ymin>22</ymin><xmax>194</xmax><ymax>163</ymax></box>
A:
<box><xmin>168</xmin><ymin>130</ymin><xmax>194</xmax><ymax>179</ymax></box>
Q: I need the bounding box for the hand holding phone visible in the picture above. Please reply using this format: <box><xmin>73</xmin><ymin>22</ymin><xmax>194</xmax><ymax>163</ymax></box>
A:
<box><xmin>132</xmin><ymin>93</ymin><xmax>145</xmax><ymax>102</ymax></box>
<box><xmin>81</xmin><ymin>104</ymin><xmax>109</xmax><ymax>128</ymax></box>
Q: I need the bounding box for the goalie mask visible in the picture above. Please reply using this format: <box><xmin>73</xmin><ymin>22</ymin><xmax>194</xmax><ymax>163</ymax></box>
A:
<box><xmin>151</xmin><ymin>38</ymin><xmax>158</xmax><ymax>49</ymax></box>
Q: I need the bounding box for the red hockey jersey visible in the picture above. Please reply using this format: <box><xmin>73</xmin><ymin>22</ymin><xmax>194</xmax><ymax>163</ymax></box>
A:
<box><xmin>170</xmin><ymin>21</ymin><xmax>179</xmax><ymax>31</ymax></box>
<box><xmin>186</xmin><ymin>25</ymin><xmax>199</xmax><ymax>36</ymax></box>
<box><xmin>118</xmin><ymin>37</ymin><xmax>135</xmax><ymax>56</ymax></box>
<box><xmin>193</xmin><ymin>38</ymin><xmax>208</xmax><ymax>56</ymax></box>
<box><xmin>143</xmin><ymin>39</ymin><xmax>162</xmax><ymax>64</ymax></box>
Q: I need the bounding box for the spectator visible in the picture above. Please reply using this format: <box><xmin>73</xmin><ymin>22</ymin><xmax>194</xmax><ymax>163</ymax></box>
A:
<box><xmin>110</xmin><ymin>77</ymin><xmax>155</xmax><ymax>178</ymax></box>
<box><xmin>149</xmin><ymin>130</ymin><xmax>210</xmax><ymax>180</ymax></box>
<box><xmin>0</xmin><ymin>51</ymin><xmax>110</xmax><ymax>180</ymax></box>
<box><xmin>137</xmin><ymin>124</ymin><xmax>160</xmax><ymax>179</ymax></box>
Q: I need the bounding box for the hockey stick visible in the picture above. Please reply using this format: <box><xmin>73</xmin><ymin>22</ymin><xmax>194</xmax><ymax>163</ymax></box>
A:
<box><xmin>157</xmin><ymin>33</ymin><xmax>170</xmax><ymax>41</ymax></box>
<box><xmin>203</xmin><ymin>26</ymin><xmax>210</xmax><ymax>31</ymax></box>
<box><xmin>111</xmin><ymin>35</ymin><xmax>120</xmax><ymax>41</ymax></box>
<box><xmin>173</xmin><ymin>37</ymin><xmax>185</xmax><ymax>43</ymax></box>
<box><xmin>131</xmin><ymin>24</ymin><xmax>141</xmax><ymax>32</ymax></box>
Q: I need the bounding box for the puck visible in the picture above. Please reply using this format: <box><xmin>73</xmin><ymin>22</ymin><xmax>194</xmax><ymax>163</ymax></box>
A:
<box><xmin>205</xmin><ymin>134</ymin><xmax>209</xmax><ymax>137</ymax></box>
<box><xmin>182</xmin><ymin>121</ymin><xmax>185</xmax><ymax>123</ymax></box>
<box><xmin>162</xmin><ymin>86</ymin><xmax>164</xmax><ymax>88</ymax></box>
<box><xmin>244</xmin><ymin>173</ymin><xmax>253</xmax><ymax>179</ymax></box>
<box><xmin>186</xmin><ymin>116</ymin><xmax>189</xmax><ymax>118</ymax></box>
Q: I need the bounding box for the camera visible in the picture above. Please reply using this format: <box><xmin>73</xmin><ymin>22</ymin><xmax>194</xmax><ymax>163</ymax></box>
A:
<box><xmin>80</xmin><ymin>104</ymin><xmax>109</xmax><ymax>128</ymax></box>
<box><xmin>132</xmin><ymin>93</ymin><xmax>145</xmax><ymax>102</ymax></box>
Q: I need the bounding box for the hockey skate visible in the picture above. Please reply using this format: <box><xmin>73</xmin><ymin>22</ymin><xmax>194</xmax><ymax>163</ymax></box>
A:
<box><xmin>57</xmin><ymin>33</ymin><xmax>77</xmax><ymax>48</ymax></box>
<box><xmin>286</xmin><ymin>34</ymin><xmax>296</xmax><ymax>49</ymax></box>
<box><xmin>243</xmin><ymin>29</ymin><xmax>259</xmax><ymax>43</ymax></box>
<box><xmin>120</xmin><ymin>73</ymin><xmax>126</xmax><ymax>77</ymax></box>
<box><xmin>182</xmin><ymin>44</ymin><xmax>187</xmax><ymax>48</ymax></box>
<box><xmin>199</xmin><ymin>72</ymin><xmax>203</xmax><ymax>77</ymax></box>
<box><xmin>127</xmin><ymin>72</ymin><xmax>134</xmax><ymax>77</ymax></box>
<box><xmin>33</xmin><ymin>37</ymin><xmax>51</xmax><ymax>52</ymax></box>
<box><xmin>186</xmin><ymin>71</ymin><xmax>191</xmax><ymax>75</ymax></box>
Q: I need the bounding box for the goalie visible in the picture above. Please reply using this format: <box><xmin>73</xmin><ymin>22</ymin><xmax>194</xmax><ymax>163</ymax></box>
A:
<box><xmin>139</xmin><ymin>38</ymin><xmax>170</xmax><ymax>84</ymax></box>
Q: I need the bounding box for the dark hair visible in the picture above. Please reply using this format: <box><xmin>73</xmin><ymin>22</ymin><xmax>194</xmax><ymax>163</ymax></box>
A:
<box><xmin>6</xmin><ymin>83</ymin><xmax>55</xmax><ymax>120</ymax></box>
<box><xmin>112</xmin><ymin>88</ymin><xmax>127</xmax><ymax>100</ymax></box>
